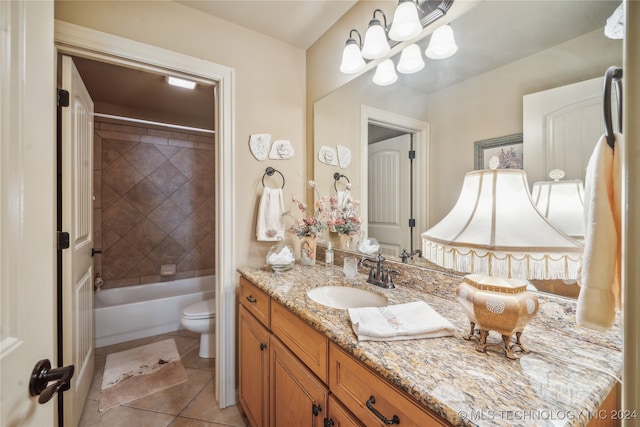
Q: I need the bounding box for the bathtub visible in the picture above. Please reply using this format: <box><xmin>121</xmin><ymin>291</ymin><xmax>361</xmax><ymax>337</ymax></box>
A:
<box><xmin>95</xmin><ymin>275</ymin><xmax>215</xmax><ymax>348</ymax></box>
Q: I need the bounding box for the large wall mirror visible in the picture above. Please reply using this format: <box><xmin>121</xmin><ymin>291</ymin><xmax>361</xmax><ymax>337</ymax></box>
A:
<box><xmin>313</xmin><ymin>0</ymin><xmax>622</xmax><ymax>296</ymax></box>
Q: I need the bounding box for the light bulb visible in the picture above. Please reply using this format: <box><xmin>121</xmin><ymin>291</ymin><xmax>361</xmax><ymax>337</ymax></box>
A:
<box><xmin>397</xmin><ymin>44</ymin><xmax>425</xmax><ymax>74</ymax></box>
<box><xmin>425</xmin><ymin>24</ymin><xmax>458</xmax><ymax>59</ymax></box>
<box><xmin>389</xmin><ymin>1</ymin><xmax>422</xmax><ymax>42</ymax></box>
<box><xmin>340</xmin><ymin>41</ymin><xmax>366</xmax><ymax>74</ymax></box>
<box><xmin>372</xmin><ymin>59</ymin><xmax>398</xmax><ymax>86</ymax></box>
<box><xmin>362</xmin><ymin>20</ymin><xmax>390</xmax><ymax>60</ymax></box>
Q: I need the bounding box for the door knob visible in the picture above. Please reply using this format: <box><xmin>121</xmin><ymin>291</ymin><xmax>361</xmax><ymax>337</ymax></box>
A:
<box><xmin>29</xmin><ymin>359</ymin><xmax>75</xmax><ymax>404</ymax></box>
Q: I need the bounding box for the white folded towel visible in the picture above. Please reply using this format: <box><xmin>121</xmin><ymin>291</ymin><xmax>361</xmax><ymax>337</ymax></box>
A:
<box><xmin>348</xmin><ymin>301</ymin><xmax>455</xmax><ymax>342</ymax></box>
<box><xmin>577</xmin><ymin>133</ymin><xmax>622</xmax><ymax>331</ymax></box>
<box><xmin>256</xmin><ymin>187</ymin><xmax>285</xmax><ymax>241</ymax></box>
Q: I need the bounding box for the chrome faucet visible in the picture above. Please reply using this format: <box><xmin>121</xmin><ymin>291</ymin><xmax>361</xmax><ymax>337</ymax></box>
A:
<box><xmin>359</xmin><ymin>253</ymin><xmax>399</xmax><ymax>289</ymax></box>
<box><xmin>400</xmin><ymin>248</ymin><xmax>422</xmax><ymax>263</ymax></box>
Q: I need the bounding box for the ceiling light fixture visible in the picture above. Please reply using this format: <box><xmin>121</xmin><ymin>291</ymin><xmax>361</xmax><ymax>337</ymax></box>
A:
<box><xmin>361</xmin><ymin>9</ymin><xmax>391</xmax><ymax>60</ymax></box>
<box><xmin>166</xmin><ymin>76</ymin><xmax>197</xmax><ymax>90</ymax></box>
<box><xmin>338</xmin><ymin>0</ymin><xmax>455</xmax><ymax>86</ymax></box>
<box><xmin>389</xmin><ymin>0</ymin><xmax>423</xmax><ymax>42</ymax></box>
<box><xmin>339</xmin><ymin>29</ymin><xmax>367</xmax><ymax>74</ymax></box>
<box><xmin>425</xmin><ymin>24</ymin><xmax>457</xmax><ymax>59</ymax></box>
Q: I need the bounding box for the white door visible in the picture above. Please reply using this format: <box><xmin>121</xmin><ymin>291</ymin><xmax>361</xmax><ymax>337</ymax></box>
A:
<box><xmin>523</xmin><ymin>77</ymin><xmax>608</xmax><ymax>185</ymax></box>
<box><xmin>0</xmin><ymin>1</ymin><xmax>58</xmax><ymax>426</ymax></box>
<box><xmin>60</xmin><ymin>55</ymin><xmax>95</xmax><ymax>427</ymax></box>
<box><xmin>368</xmin><ymin>134</ymin><xmax>411</xmax><ymax>257</ymax></box>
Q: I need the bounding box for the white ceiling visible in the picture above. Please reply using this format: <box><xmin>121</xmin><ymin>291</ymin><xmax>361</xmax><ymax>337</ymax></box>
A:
<box><xmin>177</xmin><ymin>0</ymin><xmax>358</xmax><ymax>49</ymax></box>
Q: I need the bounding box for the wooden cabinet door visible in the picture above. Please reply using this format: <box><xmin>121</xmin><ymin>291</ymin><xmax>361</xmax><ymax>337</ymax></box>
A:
<box><xmin>325</xmin><ymin>395</ymin><xmax>364</xmax><ymax>427</ymax></box>
<box><xmin>270</xmin><ymin>336</ymin><xmax>328</xmax><ymax>427</ymax></box>
<box><xmin>239</xmin><ymin>305</ymin><xmax>270</xmax><ymax>427</ymax></box>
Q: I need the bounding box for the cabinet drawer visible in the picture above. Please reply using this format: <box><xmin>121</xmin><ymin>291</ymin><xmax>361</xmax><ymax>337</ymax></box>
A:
<box><xmin>271</xmin><ymin>301</ymin><xmax>328</xmax><ymax>384</ymax></box>
<box><xmin>240</xmin><ymin>276</ymin><xmax>270</xmax><ymax>328</ymax></box>
<box><xmin>329</xmin><ymin>343</ymin><xmax>449</xmax><ymax>427</ymax></box>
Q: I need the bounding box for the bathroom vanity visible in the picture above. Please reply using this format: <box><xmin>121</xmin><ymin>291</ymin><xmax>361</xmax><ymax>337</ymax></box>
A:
<box><xmin>237</xmin><ymin>263</ymin><xmax>622</xmax><ymax>427</ymax></box>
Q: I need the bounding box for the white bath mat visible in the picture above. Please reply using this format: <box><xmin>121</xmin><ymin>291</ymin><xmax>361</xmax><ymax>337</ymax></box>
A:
<box><xmin>99</xmin><ymin>338</ymin><xmax>187</xmax><ymax>411</ymax></box>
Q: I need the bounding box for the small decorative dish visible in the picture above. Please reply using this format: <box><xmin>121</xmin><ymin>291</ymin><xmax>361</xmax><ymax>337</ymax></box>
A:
<box><xmin>266</xmin><ymin>244</ymin><xmax>295</xmax><ymax>273</ymax></box>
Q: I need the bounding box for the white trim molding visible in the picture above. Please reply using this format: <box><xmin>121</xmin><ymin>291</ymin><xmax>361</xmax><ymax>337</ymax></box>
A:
<box><xmin>54</xmin><ymin>21</ymin><xmax>237</xmax><ymax>408</ymax></box>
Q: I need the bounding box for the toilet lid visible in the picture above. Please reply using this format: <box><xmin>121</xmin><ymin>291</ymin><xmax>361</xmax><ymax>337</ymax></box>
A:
<box><xmin>182</xmin><ymin>299</ymin><xmax>216</xmax><ymax>319</ymax></box>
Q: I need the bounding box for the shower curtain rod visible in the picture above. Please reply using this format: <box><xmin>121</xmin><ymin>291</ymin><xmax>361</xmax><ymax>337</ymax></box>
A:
<box><xmin>93</xmin><ymin>113</ymin><xmax>215</xmax><ymax>135</ymax></box>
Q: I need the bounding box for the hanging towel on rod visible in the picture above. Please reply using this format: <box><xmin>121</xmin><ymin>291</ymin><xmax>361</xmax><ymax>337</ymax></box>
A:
<box><xmin>576</xmin><ymin>131</ymin><xmax>623</xmax><ymax>331</ymax></box>
<box><xmin>256</xmin><ymin>187</ymin><xmax>286</xmax><ymax>241</ymax></box>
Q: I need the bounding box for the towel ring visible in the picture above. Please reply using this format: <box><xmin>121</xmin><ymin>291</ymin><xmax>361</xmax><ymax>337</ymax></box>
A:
<box><xmin>603</xmin><ymin>66</ymin><xmax>623</xmax><ymax>149</ymax></box>
<box><xmin>333</xmin><ymin>173</ymin><xmax>350</xmax><ymax>192</ymax></box>
<box><xmin>262</xmin><ymin>167</ymin><xmax>285</xmax><ymax>189</ymax></box>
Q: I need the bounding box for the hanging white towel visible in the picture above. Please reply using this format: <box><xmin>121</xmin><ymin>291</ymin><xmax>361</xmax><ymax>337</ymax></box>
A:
<box><xmin>256</xmin><ymin>187</ymin><xmax>285</xmax><ymax>241</ymax></box>
<box><xmin>577</xmin><ymin>132</ymin><xmax>622</xmax><ymax>331</ymax></box>
<box><xmin>348</xmin><ymin>301</ymin><xmax>455</xmax><ymax>342</ymax></box>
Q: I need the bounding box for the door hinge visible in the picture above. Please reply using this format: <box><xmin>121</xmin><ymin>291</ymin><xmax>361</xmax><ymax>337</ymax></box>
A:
<box><xmin>57</xmin><ymin>231</ymin><xmax>70</xmax><ymax>250</ymax></box>
<box><xmin>408</xmin><ymin>218</ymin><xmax>416</xmax><ymax>228</ymax></box>
<box><xmin>408</xmin><ymin>150</ymin><xmax>416</xmax><ymax>160</ymax></box>
<box><xmin>57</xmin><ymin>89</ymin><xmax>70</xmax><ymax>108</ymax></box>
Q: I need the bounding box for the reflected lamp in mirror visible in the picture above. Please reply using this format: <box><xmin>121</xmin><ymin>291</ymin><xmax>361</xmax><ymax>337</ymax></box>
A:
<box><xmin>397</xmin><ymin>44</ymin><xmax>425</xmax><ymax>74</ymax></box>
<box><xmin>531</xmin><ymin>170</ymin><xmax>585</xmax><ymax>241</ymax></box>
<box><xmin>389</xmin><ymin>0</ymin><xmax>422</xmax><ymax>41</ymax></box>
<box><xmin>339</xmin><ymin>30</ymin><xmax>366</xmax><ymax>74</ymax></box>
<box><xmin>373</xmin><ymin>59</ymin><xmax>398</xmax><ymax>86</ymax></box>
<box><xmin>362</xmin><ymin>9</ymin><xmax>391</xmax><ymax>60</ymax></box>
<box><xmin>421</xmin><ymin>169</ymin><xmax>583</xmax><ymax>358</ymax></box>
<box><xmin>425</xmin><ymin>24</ymin><xmax>457</xmax><ymax>59</ymax></box>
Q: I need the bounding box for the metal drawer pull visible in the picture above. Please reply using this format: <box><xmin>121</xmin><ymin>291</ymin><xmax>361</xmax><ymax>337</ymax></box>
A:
<box><xmin>366</xmin><ymin>396</ymin><xmax>400</xmax><ymax>425</ymax></box>
<box><xmin>246</xmin><ymin>295</ymin><xmax>257</xmax><ymax>303</ymax></box>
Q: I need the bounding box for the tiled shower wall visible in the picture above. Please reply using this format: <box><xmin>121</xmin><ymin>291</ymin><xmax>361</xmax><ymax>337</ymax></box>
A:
<box><xmin>93</xmin><ymin>120</ymin><xmax>215</xmax><ymax>289</ymax></box>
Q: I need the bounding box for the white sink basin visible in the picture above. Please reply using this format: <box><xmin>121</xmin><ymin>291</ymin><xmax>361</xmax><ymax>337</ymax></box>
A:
<box><xmin>307</xmin><ymin>286</ymin><xmax>387</xmax><ymax>310</ymax></box>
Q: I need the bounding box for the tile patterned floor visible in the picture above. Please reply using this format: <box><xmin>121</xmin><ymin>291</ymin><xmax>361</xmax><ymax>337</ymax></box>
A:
<box><xmin>79</xmin><ymin>329</ymin><xmax>249</xmax><ymax>427</ymax></box>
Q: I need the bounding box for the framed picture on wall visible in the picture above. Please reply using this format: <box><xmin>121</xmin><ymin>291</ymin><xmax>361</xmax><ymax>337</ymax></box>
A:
<box><xmin>474</xmin><ymin>133</ymin><xmax>524</xmax><ymax>170</ymax></box>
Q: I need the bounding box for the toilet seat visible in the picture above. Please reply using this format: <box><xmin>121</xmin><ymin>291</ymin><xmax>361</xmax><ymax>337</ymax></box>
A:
<box><xmin>182</xmin><ymin>299</ymin><xmax>216</xmax><ymax>320</ymax></box>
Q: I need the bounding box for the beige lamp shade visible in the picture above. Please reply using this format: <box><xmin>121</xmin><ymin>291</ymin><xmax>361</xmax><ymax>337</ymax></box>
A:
<box><xmin>531</xmin><ymin>178</ymin><xmax>585</xmax><ymax>240</ymax></box>
<box><xmin>421</xmin><ymin>169</ymin><xmax>583</xmax><ymax>280</ymax></box>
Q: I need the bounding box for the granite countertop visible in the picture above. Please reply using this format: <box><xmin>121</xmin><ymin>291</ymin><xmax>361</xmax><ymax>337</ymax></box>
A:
<box><xmin>237</xmin><ymin>263</ymin><xmax>622</xmax><ymax>427</ymax></box>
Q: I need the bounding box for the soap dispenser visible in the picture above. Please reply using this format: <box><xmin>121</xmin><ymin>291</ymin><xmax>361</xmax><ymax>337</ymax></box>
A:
<box><xmin>325</xmin><ymin>242</ymin><xmax>334</xmax><ymax>267</ymax></box>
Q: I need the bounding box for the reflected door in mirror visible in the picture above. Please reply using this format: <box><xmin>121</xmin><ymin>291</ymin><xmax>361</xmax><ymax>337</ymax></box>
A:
<box><xmin>368</xmin><ymin>134</ymin><xmax>411</xmax><ymax>257</ymax></box>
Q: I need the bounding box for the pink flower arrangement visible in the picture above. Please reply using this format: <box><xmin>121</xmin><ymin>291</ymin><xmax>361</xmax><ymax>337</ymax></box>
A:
<box><xmin>327</xmin><ymin>186</ymin><xmax>361</xmax><ymax>236</ymax></box>
<box><xmin>286</xmin><ymin>181</ymin><xmax>329</xmax><ymax>238</ymax></box>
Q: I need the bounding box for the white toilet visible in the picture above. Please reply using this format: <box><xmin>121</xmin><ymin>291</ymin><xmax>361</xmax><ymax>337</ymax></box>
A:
<box><xmin>180</xmin><ymin>298</ymin><xmax>216</xmax><ymax>358</ymax></box>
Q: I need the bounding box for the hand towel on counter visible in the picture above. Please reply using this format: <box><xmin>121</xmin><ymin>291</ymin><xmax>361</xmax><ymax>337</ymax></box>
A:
<box><xmin>348</xmin><ymin>301</ymin><xmax>455</xmax><ymax>342</ymax></box>
<box><xmin>256</xmin><ymin>187</ymin><xmax>285</xmax><ymax>241</ymax></box>
<box><xmin>577</xmin><ymin>132</ymin><xmax>623</xmax><ymax>331</ymax></box>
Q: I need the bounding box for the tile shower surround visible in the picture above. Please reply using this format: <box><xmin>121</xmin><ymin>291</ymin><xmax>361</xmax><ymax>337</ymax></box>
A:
<box><xmin>94</xmin><ymin>120</ymin><xmax>215</xmax><ymax>289</ymax></box>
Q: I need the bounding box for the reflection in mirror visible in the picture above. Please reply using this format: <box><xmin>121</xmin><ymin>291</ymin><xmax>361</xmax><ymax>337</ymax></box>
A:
<box><xmin>313</xmin><ymin>0</ymin><xmax>622</xmax><ymax>297</ymax></box>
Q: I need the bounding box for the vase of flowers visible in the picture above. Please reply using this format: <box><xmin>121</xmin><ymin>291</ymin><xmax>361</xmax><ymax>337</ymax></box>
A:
<box><xmin>328</xmin><ymin>187</ymin><xmax>362</xmax><ymax>249</ymax></box>
<box><xmin>286</xmin><ymin>181</ymin><xmax>329</xmax><ymax>265</ymax></box>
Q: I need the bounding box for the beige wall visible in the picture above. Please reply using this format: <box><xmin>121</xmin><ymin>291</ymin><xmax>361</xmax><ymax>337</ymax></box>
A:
<box><xmin>55</xmin><ymin>0</ymin><xmax>307</xmax><ymax>266</ymax></box>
